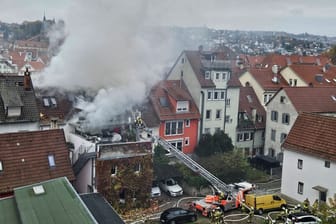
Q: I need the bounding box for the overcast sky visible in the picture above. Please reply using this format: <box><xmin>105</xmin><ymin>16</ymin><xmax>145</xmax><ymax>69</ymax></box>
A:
<box><xmin>1</xmin><ymin>0</ymin><xmax>336</xmax><ymax>37</ymax></box>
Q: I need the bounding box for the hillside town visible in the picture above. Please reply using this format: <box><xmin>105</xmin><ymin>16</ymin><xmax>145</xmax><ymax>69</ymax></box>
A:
<box><xmin>1</xmin><ymin>15</ymin><xmax>336</xmax><ymax>224</ymax></box>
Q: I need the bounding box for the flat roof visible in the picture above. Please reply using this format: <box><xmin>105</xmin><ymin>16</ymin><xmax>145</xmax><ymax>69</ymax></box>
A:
<box><xmin>0</xmin><ymin>197</ymin><xmax>20</xmax><ymax>224</ymax></box>
<box><xmin>14</xmin><ymin>177</ymin><xmax>97</xmax><ymax>224</ymax></box>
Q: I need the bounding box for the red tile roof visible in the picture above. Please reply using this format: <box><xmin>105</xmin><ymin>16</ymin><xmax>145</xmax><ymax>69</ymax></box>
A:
<box><xmin>283</xmin><ymin>113</ymin><xmax>336</xmax><ymax>162</ymax></box>
<box><xmin>0</xmin><ymin>129</ymin><xmax>75</xmax><ymax>193</ymax></box>
<box><xmin>185</xmin><ymin>51</ymin><xmax>215</xmax><ymax>88</ymax></box>
<box><xmin>261</xmin><ymin>54</ymin><xmax>329</xmax><ymax>68</ymax></box>
<box><xmin>288</xmin><ymin>64</ymin><xmax>336</xmax><ymax>86</ymax></box>
<box><xmin>246</xmin><ymin>68</ymin><xmax>289</xmax><ymax>91</ymax></box>
<box><xmin>282</xmin><ymin>87</ymin><xmax>336</xmax><ymax>113</ymax></box>
<box><xmin>150</xmin><ymin>80</ymin><xmax>200</xmax><ymax>121</ymax></box>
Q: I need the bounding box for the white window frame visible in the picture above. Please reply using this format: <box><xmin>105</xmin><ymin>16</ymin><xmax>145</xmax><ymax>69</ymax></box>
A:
<box><xmin>205</xmin><ymin>71</ymin><xmax>210</xmax><ymax>79</ymax></box>
<box><xmin>271</xmin><ymin>129</ymin><xmax>276</xmax><ymax>141</ymax></box>
<box><xmin>165</xmin><ymin>120</ymin><xmax>184</xmax><ymax>136</ymax></box>
<box><xmin>184</xmin><ymin>137</ymin><xmax>190</xmax><ymax>146</ymax></box>
<box><xmin>185</xmin><ymin>119</ymin><xmax>190</xmax><ymax>127</ymax></box>
<box><xmin>215</xmin><ymin>109</ymin><xmax>221</xmax><ymax>119</ymax></box>
<box><xmin>298</xmin><ymin>159</ymin><xmax>303</xmax><ymax>169</ymax></box>
<box><xmin>134</xmin><ymin>163</ymin><xmax>141</xmax><ymax>174</ymax></box>
<box><xmin>111</xmin><ymin>165</ymin><xmax>118</xmax><ymax>176</ymax></box>
<box><xmin>298</xmin><ymin>182</ymin><xmax>304</xmax><ymax>194</ymax></box>
<box><xmin>205</xmin><ymin>110</ymin><xmax>211</xmax><ymax>120</ymax></box>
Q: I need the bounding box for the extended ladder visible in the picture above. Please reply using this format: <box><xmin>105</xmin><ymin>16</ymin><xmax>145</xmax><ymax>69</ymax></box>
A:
<box><xmin>157</xmin><ymin>138</ymin><xmax>231</xmax><ymax>193</ymax></box>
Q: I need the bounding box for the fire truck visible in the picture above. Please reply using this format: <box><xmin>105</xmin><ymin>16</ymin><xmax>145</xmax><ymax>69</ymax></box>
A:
<box><xmin>191</xmin><ymin>183</ymin><xmax>253</xmax><ymax>217</ymax></box>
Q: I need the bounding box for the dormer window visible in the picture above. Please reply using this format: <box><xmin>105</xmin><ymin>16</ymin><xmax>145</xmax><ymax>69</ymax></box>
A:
<box><xmin>176</xmin><ymin>101</ymin><xmax>189</xmax><ymax>112</ymax></box>
<box><xmin>48</xmin><ymin>154</ymin><xmax>55</xmax><ymax>168</ymax></box>
<box><xmin>0</xmin><ymin>161</ymin><xmax>3</xmax><ymax>172</ymax></box>
<box><xmin>205</xmin><ymin>71</ymin><xmax>210</xmax><ymax>79</ymax></box>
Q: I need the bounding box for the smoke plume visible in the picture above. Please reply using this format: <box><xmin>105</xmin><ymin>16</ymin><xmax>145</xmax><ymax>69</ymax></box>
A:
<box><xmin>35</xmin><ymin>0</ymin><xmax>188</xmax><ymax>128</ymax></box>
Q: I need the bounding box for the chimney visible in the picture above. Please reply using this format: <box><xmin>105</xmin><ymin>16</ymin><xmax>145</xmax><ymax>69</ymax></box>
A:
<box><xmin>24</xmin><ymin>67</ymin><xmax>31</xmax><ymax>91</ymax></box>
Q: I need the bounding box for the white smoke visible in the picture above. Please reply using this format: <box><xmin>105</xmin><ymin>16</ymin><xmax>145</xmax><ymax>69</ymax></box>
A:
<box><xmin>35</xmin><ymin>0</ymin><xmax>186</xmax><ymax>128</ymax></box>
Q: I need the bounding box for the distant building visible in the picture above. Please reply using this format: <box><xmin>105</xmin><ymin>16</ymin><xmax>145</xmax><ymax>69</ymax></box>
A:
<box><xmin>281</xmin><ymin>113</ymin><xmax>336</xmax><ymax>204</ymax></box>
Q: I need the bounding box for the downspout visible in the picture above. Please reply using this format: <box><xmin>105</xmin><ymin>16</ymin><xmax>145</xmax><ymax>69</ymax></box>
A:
<box><xmin>200</xmin><ymin>91</ymin><xmax>205</xmax><ymax>137</ymax></box>
<box><xmin>223</xmin><ymin>88</ymin><xmax>228</xmax><ymax>134</ymax></box>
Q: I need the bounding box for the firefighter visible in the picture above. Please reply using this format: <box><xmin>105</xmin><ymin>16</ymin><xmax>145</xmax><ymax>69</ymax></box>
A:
<box><xmin>247</xmin><ymin>207</ymin><xmax>254</xmax><ymax>223</ymax></box>
<box><xmin>312</xmin><ymin>199</ymin><xmax>319</xmax><ymax>214</ymax></box>
<box><xmin>302</xmin><ymin>198</ymin><xmax>310</xmax><ymax>212</ymax></box>
<box><xmin>210</xmin><ymin>207</ymin><xmax>223</xmax><ymax>224</ymax></box>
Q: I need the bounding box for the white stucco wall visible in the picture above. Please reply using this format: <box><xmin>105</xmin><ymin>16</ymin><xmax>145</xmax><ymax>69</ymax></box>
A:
<box><xmin>75</xmin><ymin>159</ymin><xmax>94</xmax><ymax>193</ymax></box>
<box><xmin>67</xmin><ymin>132</ymin><xmax>96</xmax><ymax>164</ymax></box>
<box><xmin>264</xmin><ymin>90</ymin><xmax>298</xmax><ymax>159</ymax></box>
<box><xmin>281</xmin><ymin>149</ymin><xmax>336</xmax><ymax>204</ymax></box>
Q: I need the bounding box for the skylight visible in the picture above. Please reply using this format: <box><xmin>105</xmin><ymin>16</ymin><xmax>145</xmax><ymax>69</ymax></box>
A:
<box><xmin>325</xmin><ymin>78</ymin><xmax>331</xmax><ymax>83</ymax></box>
<box><xmin>33</xmin><ymin>185</ymin><xmax>45</xmax><ymax>195</ymax></box>
<box><xmin>0</xmin><ymin>161</ymin><xmax>3</xmax><ymax>171</ymax></box>
<box><xmin>331</xmin><ymin>95</ymin><xmax>336</xmax><ymax>102</ymax></box>
<box><xmin>48</xmin><ymin>154</ymin><xmax>55</xmax><ymax>167</ymax></box>
<box><xmin>50</xmin><ymin>97</ymin><xmax>57</xmax><ymax>106</ymax></box>
<box><xmin>43</xmin><ymin>98</ymin><xmax>50</xmax><ymax>107</ymax></box>
<box><xmin>159</xmin><ymin>97</ymin><xmax>168</xmax><ymax>107</ymax></box>
<box><xmin>247</xmin><ymin>95</ymin><xmax>253</xmax><ymax>103</ymax></box>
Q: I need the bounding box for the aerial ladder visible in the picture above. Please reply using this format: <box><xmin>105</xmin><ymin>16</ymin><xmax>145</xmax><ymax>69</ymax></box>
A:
<box><xmin>156</xmin><ymin>137</ymin><xmax>231</xmax><ymax>193</ymax></box>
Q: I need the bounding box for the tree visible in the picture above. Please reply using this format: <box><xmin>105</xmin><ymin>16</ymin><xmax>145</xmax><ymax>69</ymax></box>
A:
<box><xmin>153</xmin><ymin>145</ymin><xmax>169</xmax><ymax>165</ymax></box>
<box><xmin>195</xmin><ymin>131</ymin><xmax>233</xmax><ymax>157</ymax></box>
<box><xmin>325</xmin><ymin>45</ymin><xmax>336</xmax><ymax>65</ymax></box>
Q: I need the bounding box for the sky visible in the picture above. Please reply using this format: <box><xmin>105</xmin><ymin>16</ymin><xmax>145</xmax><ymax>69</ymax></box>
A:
<box><xmin>1</xmin><ymin>0</ymin><xmax>336</xmax><ymax>37</ymax></box>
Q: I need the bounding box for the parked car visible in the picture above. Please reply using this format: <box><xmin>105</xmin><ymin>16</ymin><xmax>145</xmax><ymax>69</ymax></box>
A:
<box><xmin>286</xmin><ymin>212</ymin><xmax>322</xmax><ymax>223</ymax></box>
<box><xmin>159</xmin><ymin>178</ymin><xmax>183</xmax><ymax>197</ymax></box>
<box><xmin>160</xmin><ymin>207</ymin><xmax>197</xmax><ymax>224</ymax></box>
<box><xmin>151</xmin><ymin>181</ymin><xmax>161</xmax><ymax>197</ymax></box>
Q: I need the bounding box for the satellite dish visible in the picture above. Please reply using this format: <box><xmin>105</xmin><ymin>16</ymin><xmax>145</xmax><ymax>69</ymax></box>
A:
<box><xmin>272</xmin><ymin>65</ymin><xmax>279</xmax><ymax>74</ymax></box>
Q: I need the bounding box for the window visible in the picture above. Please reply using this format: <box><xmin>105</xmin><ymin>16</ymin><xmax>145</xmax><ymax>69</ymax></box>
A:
<box><xmin>134</xmin><ymin>163</ymin><xmax>141</xmax><ymax>173</ymax></box>
<box><xmin>206</xmin><ymin>110</ymin><xmax>211</xmax><ymax>119</ymax></box>
<box><xmin>185</xmin><ymin>119</ymin><xmax>190</xmax><ymax>127</ymax></box>
<box><xmin>294</xmin><ymin>79</ymin><xmax>297</xmax><ymax>86</ymax></box>
<box><xmin>325</xmin><ymin>160</ymin><xmax>331</xmax><ymax>168</ymax></box>
<box><xmin>225</xmin><ymin>115</ymin><xmax>231</xmax><ymax>123</ymax></box>
<box><xmin>176</xmin><ymin>101</ymin><xmax>189</xmax><ymax>112</ymax></box>
<box><xmin>298</xmin><ymin>182</ymin><xmax>304</xmax><ymax>194</ymax></box>
<box><xmin>289</xmin><ymin>79</ymin><xmax>293</xmax><ymax>86</ymax></box>
<box><xmin>215</xmin><ymin>127</ymin><xmax>220</xmax><ymax>133</ymax></box>
<box><xmin>226</xmin><ymin>98</ymin><xmax>231</xmax><ymax>106</ymax></box>
<box><xmin>48</xmin><ymin>154</ymin><xmax>55</xmax><ymax>167</ymax></box>
<box><xmin>165</xmin><ymin>121</ymin><xmax>183</xmax><ymax>135</ymax></box>
<box><xmin>184</xmin><ymin>137</ymin><xmax>189</xmax><ymax>146</ymax></box>
<box><xmin>214</xmin><ymin>91</ymin><xmax>219</xmax><ymax>100</ymax></box>
<box><xmin>220</xmin><ymin>91</ymin><xmax>225</xmax><ymax>99</ymax></box>
<box><xmin>237</xmin><ymin>133</ymin><xmax>243</xmax><ymax>142</ymax></box>
<box><xmin>263</xmin><ymin>94</ymin><xmax>268</xmax><ymax>104</ymax></box>
<box><xmin>207</xmin><ymin>91</ymin><xmax>212</xmax><ymax>100</ymax></box>
<box><xmin>298</xmin><ymin>159</ymin><xmax>303</xmax><ymax>169</ymax></box>
<box><xmin>205</xmin><ymin>71</ymin><xmax>210</xmax><ymax>79</ymax></box>
<box><xmin>282</xmin><ymin>113</ymin><xmax>290</xmax><ymax>124</ymax></box>
<box><xmin>204</xmin><ymin>128</ymin><xmax>210</xmax><ymax>134</ymax></box>
<box><xmin>280</xmin><ymin>133</ymin><xmax>287</xmax><ymax>143</ymax></box>
<box><xmin>280</xmin><ymin>96</ymin><xmax>286</xmax><ymax>103</ymax></box>
<box><xmin>244</xmin><ymin>132</ymin><xmax>251</xmax><ymax>141</ymax></box>
<box><xmin>170</xmin><ymin>140</ymin><xmax>183</xmax><ymax>151</ymax></box>
<box><xmin>0</xmin><ymin>161</ymin><xmax>3</xmax><ymax>172</ymax></box>
<box><xmin>271</xmin><ymin>129</ymin><xmax>276</xmax><ymax>141</ymax></box>
<box><xmin>222</xmin><ymin>71</ymin><xmax>230</xmax><ymax>80</ymax></box>
<box><xmin>180</xmin><ymin>70</ymin><xmax>183</xmax><ymax>77</ymax></box>
<box><xmin>216</xmin><ymin>109</ymin><xmax>221</xmax><ymax>119</ymax></box>
<box><xmin>111</xmin><ymin>165</ymin><xmax>117</xmax><ymax>176</ymax></box>
<box><xmin>181</xmin><ymin>57</ymin><xmax>185</xmax><ymax>64</ymax></box>
<box><xmin>268</xmin><ymin>148</ymin><xmax>275</xmax><ymax>157</ymax></box>
<box><xmin>216</xmin><ymin>73</ymin><xmax>220</xmax><ymax>80</ymax></box>
<box><xmin>271</xmin><ymin>111</ymin><xmax>278</xmax><ymax>122</ymax></box>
